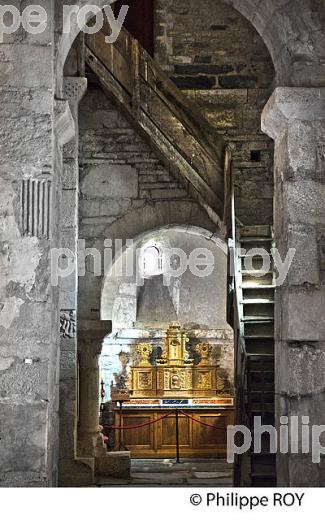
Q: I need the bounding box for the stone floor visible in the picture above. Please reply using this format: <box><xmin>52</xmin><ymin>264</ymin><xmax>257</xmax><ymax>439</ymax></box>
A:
<box><xmin>97</xmin><ymin>458</ymin><xmax>233</xmax><ymax>487</ymax></box>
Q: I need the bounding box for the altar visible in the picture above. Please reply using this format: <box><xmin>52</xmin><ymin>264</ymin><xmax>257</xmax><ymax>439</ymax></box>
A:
<box><xmin>111</xmin><ymin>324</ymin><xmax>234</xmax><ymax>458</ymax></box>
<box><xmin>116</xmin><ymin>398</ymin><xmax>234</xmax><ymax>458</ymax></box>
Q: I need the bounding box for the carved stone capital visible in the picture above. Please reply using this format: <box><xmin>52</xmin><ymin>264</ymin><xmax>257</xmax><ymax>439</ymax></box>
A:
<box><xmin>262</xmin><ymin>87</ymin><xmax>325</xmax><ymax>140</ymax></box>
<box><xmin>78</xmin><ymin>320</ymin><xmax>112</xmax><ymax>363</ymax></box>
<box><xmin>78</xmin><ymin>320</ymin><xmax>112</xmax><ymax>342</ymax></box>
<box><xmin>63</xmin><ymin>77</ymin><xmax>87</xmax><ymax>104</ymax></box>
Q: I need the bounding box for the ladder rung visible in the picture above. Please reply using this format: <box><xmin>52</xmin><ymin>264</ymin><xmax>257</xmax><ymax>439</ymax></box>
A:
<box><xmin>250</xmin><ymin>473</ymin><xmax>276</xmax><ymax>478</ymax></box>
<box><xmin>242</xmin><ymin>299</ymin><xmax>274</xmax><ymax>304</ymax></box>
<box><xmin>240</xmin><ymin>237</ymin><xmax>273</xmax><ymax>243</ymax></box>
<box><xmin>244</xmin><ymin>334</ymin><xmax>274</xmax><ymax>339</ymax></box>
<box><xmin>246</xmin><ymin>353</ymin><xmax>274</xmax><ymax>358</ymax></box>
<box><xmin>242</xmin><ymin>270</ymin><xmax>273</xmax><ymax>276</ymax></box>
<box><xmin>248</xmin><ymin>370</ymin><xmax>274</xmax><ymax>374</ymax></box>
<box><xmin>241</xmin><ymin>316</ymin><xmax>274</xmax><ymax>323</ymax></box>
<box><xmin>239</xmin><ymin>253</ymin><xmax>271</xmax><ymax>258</ymax></box>
<box><xmin>242</xmin><ymin>284</ymin><xmax>275</xmax><ymax>289</ymax></box>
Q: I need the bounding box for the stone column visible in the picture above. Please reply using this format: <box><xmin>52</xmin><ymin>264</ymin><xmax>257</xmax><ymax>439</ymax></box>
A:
<box><xmin>58</xmin><ymin>77</ymin><xmax>88</xmax><ymax>486</ymax></box>
<box><xmin>77</xmin><ymin>321</ymin><xmax>111</xmax><ymax>458</ymax></box>
<box><xmin>77</xmin><ymin>320</ymin><xmax>131</xmax><ymax>480</ymax></box>
<box><xmin>262</xmin><ymin>87</ymin><xmax>325</xmax><ymax>486</ymax></box>
<box><xmin>0</xmin><ymin>1</ymin><xmax>79</xmax><ymax>486</ymax></box>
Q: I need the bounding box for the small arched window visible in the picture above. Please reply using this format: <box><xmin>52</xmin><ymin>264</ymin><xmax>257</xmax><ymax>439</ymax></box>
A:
<box><xmin>140</xmin><ymin>244</ymin><xmax>163</xmax><ymax>278</ymax></box>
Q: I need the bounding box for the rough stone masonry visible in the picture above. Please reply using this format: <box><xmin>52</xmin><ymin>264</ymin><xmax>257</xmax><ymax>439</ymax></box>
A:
<box><xmin>0</xmin><ymin>0</ymin><xmax>325</xmax><ymax>488</ymax></box>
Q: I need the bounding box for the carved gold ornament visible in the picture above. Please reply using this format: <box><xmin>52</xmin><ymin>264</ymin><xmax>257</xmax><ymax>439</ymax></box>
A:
<box><xmin>136</xmin><ymin>343</ymin><xmax>153</xmax><ymax>366</ymax></box>
<box><xmin>129</xmin><ymin>324</ymin><xmax>230</xmax><ymax>398</ymax></box>
<box><xmin>195</xmin><ymin>343</ymin><xmax>212</xmax><ymax>366</ymax></box>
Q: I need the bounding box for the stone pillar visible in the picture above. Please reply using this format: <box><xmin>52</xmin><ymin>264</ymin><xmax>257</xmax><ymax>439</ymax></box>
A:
<box><xmin>58</xmin><ymin>77</ymin><xmax>87</xmax><ymax>486</ymax></box>
<box><xmin>77</xmin><ymin>325</ymin><xmax>109</xmax><ymax>458</ymax></box>
<box><xmin>262</xmin><ymin>87</ymin><xmax>325</xmax><ymax>486</ymax></box>
<box><xmin>77</xmin><ymin>320</ymin><xmax>131</xmax><ymax>480</ymax></box>
<box><xmin>0</xmin><ymin>1</ymin><xmax>76</xmax><ymax>486</ymax></box>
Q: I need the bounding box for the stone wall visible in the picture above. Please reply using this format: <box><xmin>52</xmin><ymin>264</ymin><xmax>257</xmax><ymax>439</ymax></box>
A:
<box><xmin>262</xmin><ymin>88</ymin><xmax>325</xmax><ymax>486</ymax></box>
<box><xmin>0</xmin><ymin>1</ymin><xmax>65</xmax><ymax>487</ymax></box>
<box><xmin>79</xmin><ymin>87</ymin><xmax>189</xmax><ymax>241</ymax></box>
<box><xmin>154</xmin><ymin>0</ymin><xmax>275</xmax><ymax>225</ymax></box>
<box><xmin>78</xmin><ymin>86</ymin><xmax>220</xmax><ymax>320</ymax></box>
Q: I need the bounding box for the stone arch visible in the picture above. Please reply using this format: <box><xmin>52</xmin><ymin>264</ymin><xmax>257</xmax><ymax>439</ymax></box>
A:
<box><xmin>101</xmin><ymin>222</ymin><xmax>228</xmax><ymax>323</ymax></box>
<box><xmin>101</xmin><ymin>199</ymin><xmax>220</xmax><ymax>244</ymax></box>
<box><xmin>228</xmin><ymin>0</ymin><xmax>325</xmax><ymax>87</ymax></box>
<box><xmin>55</xmin><ymin>0</ymin><xmax>325</xmax><ymax>94</ymax></box>
<box><xmin>55</xmin><ymin>0</ymin><xmax>111</xmax><ymax>94</ymax></box>
<box><xmin>54</xmin><ymin>0</ymin><xmax>325</xmax><ymax>486</ymax></box>
<box><xmin>78</xmin><ymin>199</ymin><xmax>224</xmax><ymax>321</ymax></box>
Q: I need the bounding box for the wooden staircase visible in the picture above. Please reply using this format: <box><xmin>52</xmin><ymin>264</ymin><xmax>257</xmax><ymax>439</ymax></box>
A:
<box><xmin>82</xmin><ymin>24</ymin><xmax>229</xmax><ymax>229</ymax></box>
<box><xmin>232</xmin><ymin>224</ymin><xmax>276</xmax><ymax>487</ymax></box>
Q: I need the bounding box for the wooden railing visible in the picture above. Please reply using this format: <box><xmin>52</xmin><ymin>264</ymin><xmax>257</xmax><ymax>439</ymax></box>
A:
<box><xmin>84</xmin><ymin>25</ymin><xmax>228</xmax><ymax>228</ymax></box>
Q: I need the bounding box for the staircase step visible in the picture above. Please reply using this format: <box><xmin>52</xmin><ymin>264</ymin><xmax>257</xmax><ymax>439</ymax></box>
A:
<box><xmin>239</xmin><ymin>252</ymin><xmax>271</xmax><ymax>258</ymax></box>
<box><xmin>240</xmin><ymin>237</ymin><xmax>273</xmax><ymax>243</ymax></box>
<box><xmin>251</xmin><ymin>473</ymin><xmax>276</xmax><ymax>479</ymax></box>
<box><xmin>242</xmin><ymin>284</ymin><xmax>275</xmax><ymax>289</ymax></box>
<box><xmin>247</xmin><ymin>386</ymin><xmax>274</xmax><ymax>393</ymax></box>
<box><xmin>251</xmin><ymin>477</ymin><xmax>277</xmax><ymax>487</ymax></box>
<box><xmin>246</xmin><ymin>353</ymin><xmax>274</xmax><ymax>358</ymax></box>
<box><xmin>242</xmin><ymin>270</ymin><xmax>273</xmax><ymax>276</ymax></box>
<box><xmin>248</xmin><ymin>369</ymin><xmax>274</xmax><ymax>374</ymax></box>
<box><xmin>242</xmin><ymin>316</ymin><xmax>274</xmax><ymax>323</ymax></box>
<box><xmin>247</xmin><ymin>389</ymin><xmax>274</xmax><ymax>394</ymax></box>
<box><xmin>240</xmin><ymin>225</ymin><xmax>272</xmax><ymax>237</ymax></box>
<box><xmin>242</xmin><ymin>299</ymin><xmax>274</xmax><ymax>304</ymax></box>
<box><xmin>244</xmin><ymin>334</ymin><xmax>274</xmax><ymax>339</ymax></box>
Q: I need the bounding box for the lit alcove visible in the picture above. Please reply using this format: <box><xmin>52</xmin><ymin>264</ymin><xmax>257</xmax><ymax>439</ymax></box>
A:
<box><xmin>99</xmin><ymin>226</ymin><xmax>234</xmax><ymax>458</ymax></box>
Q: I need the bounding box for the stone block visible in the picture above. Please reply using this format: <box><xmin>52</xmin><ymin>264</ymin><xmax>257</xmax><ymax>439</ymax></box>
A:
<box><xmin>171</xmin><ymin>76</ymin><xmax>216</xmax><ymax>89</ymax></box>
<box><xmin>80</xmin><ymin>164</ymin><xmax>138</xmax><ymax>199</ymax></box>
<box><xmin>61</xmin><ymin>189</ymin><xmax>78</xmax><ymax>229</ymax></box>
<box><xmin>0</xmin><ymin>402</ymin><xmax>48</xmax><ymax>474</ymax></box>
<box><xmin>59</xmin><ymin>351</ymin><xmax>77</xmax><ymax>380</ymax></box>
<box><xmin>174</xmin><ymin>64</ymin><xmax>233</xmax><ymax>75</ymax></box>
<box><xmin>183</xmin><ymin>88</ymin><xmax>248</xmax><ymax>107</ymax></box>
<box><xmin>204</xmin><ymin>108</ymin><xmax>243</xmax><ymax>129</ymax></box>
<box><xmin>95</xmin><ymin>451</ymin><xmax>131</xmax><ymax>479</ymax></box>
<box><xmin>59</xmin><ymin>458</ymin><xmax>95</xmax><ymax>487</ymax></box>
<box><xmin>288</xmin><ymin>455</ymin><xmax>321</xmax><ymax>487</ymax></box>
<box><xmin>281</xmin><ymin>287</ymin><xmax>323</xmax><ymax>342</ymax></box>
<box><xmin>0</xmin><ymin>301</ymin><xmax>52</xmax><ymax>346</ymax></box>
<box><xmin>284</xmin><ymin>180</ymin><xmax>325</xmax><ymax>227</ymax></box>
<box><xmin>63</xmin><ymin>159</ymin><xmax>78</xmax><ymax>189</ymax></box>
<box><xmin>0</xmin><ymin>357</ymin><xmax>49</xmax><ymax>400</ymax></box>
<box><xmin>0</xmin><ymin>89</ymin><xmax>52</xmax><ymax>176</ymax></box>
<box><xmin>0</xmin><ymin>45</ymin><xmax>53</xmax><ymax>88</ymax></box>
<box><xmin>285</xmin><ymin>342</ymin><xmax>325</xmax><ymax>396</ymax></box>
<box><xmin>219</xmin><ymin>75</ymin><xmax>258</xmax><ymax>89</ymax></box>
<box><xmin>285</xmin><ymin>227</ymin><xmax>320</xmax><ymax>286</ymax></box>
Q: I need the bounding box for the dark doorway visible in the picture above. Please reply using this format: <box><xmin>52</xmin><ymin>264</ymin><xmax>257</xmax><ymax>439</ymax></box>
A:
<box><xmin>114</xmin><ymin>0</ymin><xmax>154</xmax><ymax>55</ymax></box>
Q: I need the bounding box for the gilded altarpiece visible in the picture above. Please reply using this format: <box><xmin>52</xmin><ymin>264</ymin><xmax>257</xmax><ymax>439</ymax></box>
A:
<box><xmin>113</xmin><ymin>324</ymin><xmax>234</xmax><ymax>458</ymax></box>
<box><xmin>130</xmin><ymin>324</ymin><xmax>226</xmax><ymax>398</ymax></box>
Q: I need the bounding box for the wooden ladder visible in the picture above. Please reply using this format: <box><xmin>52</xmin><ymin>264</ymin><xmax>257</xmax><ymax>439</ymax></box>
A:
<box><xmin>235</xmin><ymin>225</ymin><xmax>276</xmax><ymax>487</ymax></box>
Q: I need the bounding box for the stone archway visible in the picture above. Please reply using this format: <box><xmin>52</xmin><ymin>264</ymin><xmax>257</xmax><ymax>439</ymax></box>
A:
<box><xmin>55</xmin><ymin>0</ymin><xmax>325</xmax><ymax>487</ymax></box>
<box><xmin>55</xmin><ymin>0</ymin><xmax>325</xmax><ymax>95</ymax></box>
<box><xmin>101</xmin><ymin>223</ymin><xmax>228</xmax><ymax>322</ymax></box>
